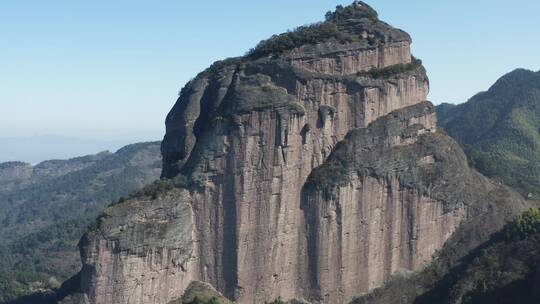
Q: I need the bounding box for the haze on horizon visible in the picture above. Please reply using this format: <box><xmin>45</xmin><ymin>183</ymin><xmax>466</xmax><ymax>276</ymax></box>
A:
<box><xmin>1</xmin><ymin>0</ymin><xmax>539</xmax><ymax>157</ymax></box>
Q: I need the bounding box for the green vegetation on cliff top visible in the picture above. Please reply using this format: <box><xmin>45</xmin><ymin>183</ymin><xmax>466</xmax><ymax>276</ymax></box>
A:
<box><xmin>246</xmin><ymin>2</ymin><xmax>405</xmax><ymax>59</ymax></box>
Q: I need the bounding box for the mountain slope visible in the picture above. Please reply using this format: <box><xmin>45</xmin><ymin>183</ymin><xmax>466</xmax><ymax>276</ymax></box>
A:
<box><xmin>437</xmin><ymin>69</ymin><xmax>540</xmax><ymax>195</ymax></box>
<box><xmin>417</xmin><ymin>208</ymin><xmax>540</xmax><ymax>304</ymax></box>
<box><xmin>0</xmin><ymin>142</ymin><xmax>161</xmax><ymax>303</ymax></box>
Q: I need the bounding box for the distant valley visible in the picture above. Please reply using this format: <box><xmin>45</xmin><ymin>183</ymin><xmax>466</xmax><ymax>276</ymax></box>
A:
<box><xmin>0</xmin><ymin>142</ymin><xmax>161</xmax><ymax>303</ymax></box>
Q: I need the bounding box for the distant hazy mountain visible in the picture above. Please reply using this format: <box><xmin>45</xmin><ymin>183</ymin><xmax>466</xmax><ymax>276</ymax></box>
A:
<box><xmin>437</xmin><ymin>68</ymin><xmax>540</xmax><ymax>196</ymax></box>
<box><xmin>0</xmin><ymin>142</ymin><xmax>162</xmax><ymax>303</ymax></box>
<box><xmin>0</xmin><ymin>135</ymin><xmax>156</xmax><ymax>164</ymax></box>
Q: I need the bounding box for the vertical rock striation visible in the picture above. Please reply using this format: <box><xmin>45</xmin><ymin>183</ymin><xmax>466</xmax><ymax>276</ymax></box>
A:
<box><xmin>302</xmin><ymin>103</ymin><xmax>469</xmax><ymax>303</ymax></box>
<box><xmin>74</xmin><ymin>2</ymin><xmax>529</xmax><ymax>304</ymax></box>
<box><xmin>80</xmin><ymin>188</ymin><xmax>196</xmax><ymax>304</ymax></box>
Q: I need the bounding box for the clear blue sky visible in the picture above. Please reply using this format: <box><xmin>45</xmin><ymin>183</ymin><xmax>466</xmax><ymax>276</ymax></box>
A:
<box><xmin>1</xmin><ymin>0</ymin><xmax>539</xmax><ymax>141</ymax></box>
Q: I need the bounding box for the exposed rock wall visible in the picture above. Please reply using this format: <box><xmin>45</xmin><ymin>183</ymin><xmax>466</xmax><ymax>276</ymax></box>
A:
<box><xmin>83</xmin><ymin>74</ymin><xmax>428</xmax><ymax>304</ymax></box>
<box><xmin>80</xmin><ymin>189</ymin><xmax>197</xmax><ymax>304</ymax></box>
<box><xmin>290</xmin><ymin>41</ymin><xmax>412</xmax><ymax>75</ymax></box>
<box><xmin>73</xmin><ymin>3</ymin><xmax>513</xmax><ymax>304</ymax></box>
<box><xmin>159</xmin><ymin>45</ymin><xmax>426</xmax><ymax>303</ymax></box>
<box><xmin>304</xmin><ymin>179</ymin><xmax>466</xmax><ymax>303</ymax></box>
<box><xmin>301</xmin><ymin>103</ymin><xmax>470</xmax><ymax>303</ymax></box>
<box><xmin>79</xmin><ymin>60</ymin><xmax>430</xmax><ymax>304</ymax></box>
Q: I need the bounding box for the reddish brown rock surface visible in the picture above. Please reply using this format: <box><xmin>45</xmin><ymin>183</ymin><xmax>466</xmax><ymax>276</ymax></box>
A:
<box><xmin>72</xmin><ymin>3</ymin><xmax>531</xmax><ymax>304</ymax></box>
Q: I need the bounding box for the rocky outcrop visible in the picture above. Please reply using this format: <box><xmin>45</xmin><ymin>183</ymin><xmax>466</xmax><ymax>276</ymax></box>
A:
<box><xmin>74</xmin><ymin>2</ymin><xmax>531</xmax><ymax>304</ymax></box>
<box><xmin>177</xmin><ymin>281</ymin><xmax>233</xmax><ymax>304</ymax></box>
<box><xmin>289</xmin><ymin>41</ymin><xmax>412</xmax><ymax>76</ymax></box>
<box><xmin>80</xmin><ymin>187</ymin><xmax>195</xmax><ymax>304</ymax></box>
<box><xmin>301</xmin><ymin>102</ymin><xmax>470</xmax><ymax>303</ymax></box>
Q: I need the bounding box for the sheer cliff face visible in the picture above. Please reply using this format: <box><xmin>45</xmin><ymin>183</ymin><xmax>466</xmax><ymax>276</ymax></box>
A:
<box><xmin>302</xmin><ymin>103</ymin><xmax>468</xmax><ymax>302</ymax></box>
<box><xmin>77</xmin><ymin>3</ymin><xmax>493</xmax><ymax>304</ymax></box>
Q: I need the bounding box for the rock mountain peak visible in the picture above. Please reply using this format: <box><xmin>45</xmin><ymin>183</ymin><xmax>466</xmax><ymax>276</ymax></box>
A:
<box><xmin>66</xmin><ymin>2</ymin><xmax>532</xmax><ymax>304</ymax></box>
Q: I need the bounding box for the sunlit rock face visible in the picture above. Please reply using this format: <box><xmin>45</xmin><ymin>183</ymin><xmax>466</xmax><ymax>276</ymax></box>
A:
<box><xmin>74</xmin><ymin>2</ymin><xmax>494</xmax><ymax>304</ymax></box>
